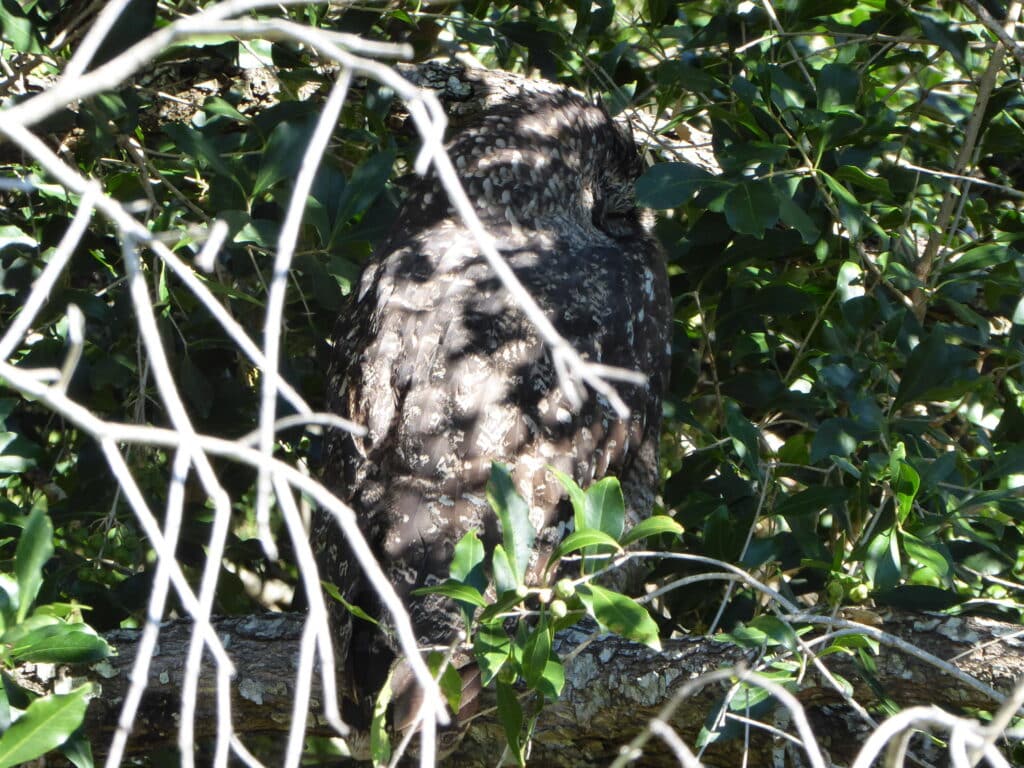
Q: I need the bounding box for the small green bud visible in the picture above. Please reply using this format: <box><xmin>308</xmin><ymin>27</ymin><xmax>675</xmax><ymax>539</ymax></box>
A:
<box><xmin>849</xmin><ymin>584</ymin><xmax>870</xmax><ymax>603</ymax></box>
<box><xmin>555</xmin><ymin>578</ymin><xmax>576</xmax><ymax>599</ymax></box>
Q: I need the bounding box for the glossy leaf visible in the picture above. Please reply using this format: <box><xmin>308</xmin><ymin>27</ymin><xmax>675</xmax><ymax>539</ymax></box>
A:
<box><xmin>15</xmin><ymin>506</ymin><xmax>52</xmax><ymax>623</ymax></box>
<box><xmin>369</xmin><ymin>673</ymin><xmax>392</xmax><ymax>766</ymax></box>
<box><xmin>549</xmin><ymin>466</ymin><xmax>587</xmax><ymax>534</ymax></box>
<box><xmin>449</xmin><ymin>529</ymin><xmax>487</xmax><ymax>594</ymax></box>
<box><xmin>491</xmin><ymin>544</ymin><xmax>519</xmax><ymax>595</ymax></box>
<box><xmin>619</xmin><ymin>515</ymin><xmax>684</xmax><ymax>547</ymax></box>
<box><xmin>583</xmin><ymin>477</ymin><xmax>625</xmax><ymax>540</ymax></box>
<box><xmin>496</xmin><ymin>680</ymin><xmax>525</xmax><ymax>767</ymax></box>
<box><xmin>577</xmin><ymin>584</ymin><xmax>660</xmax><ymax>649</ymax></box>
<box><xmin>865</xmin><ymin>528</ymin><xmax>901</xmax><ymax>592</ymax></box>
<box><xmin>724</xmin><ymin>180</ymin><xmax>779</xmax><ymax>238</ymax></box>
<box><xmin>816</xmin><ymin>63</ymin><xmax>859</xmax><ymax>112</ymax></box>
<box><xmin>487</xmin><ymin>464</ymin><xmax>535</xmax><ymax>585</ymax></box>
<box><xmin>410</xmin><ymin>581</ymin><xmax>487</xmax><ymax>608</ymax></box>
<box><xmin>0</xmin><ymin>685</ymin><xmax>91</xmax><ymax>768</ymax></box>
<box><xmin>522</xmin><ymin>618</ymin><xmax>551</xmax><ymax>690</ymax></box>
<box><xmin>549</xmin><ymin>529</ymin><xmax>622</xmax><ymax>565</ymax></box>
<box><xmin>475</xmin><ymin>621</ymin><xmax>511</xmax><ymax>686</ymax></box>
<box><xmin>58</xmin><ymin>729</ymin><xmax>93</xmax><ymax>768</ymax></box>
<box><xmin>636</xmin><ymin>162</ymin><xmax>715</xmax><ymax>209</ymax></box>
<box><xmin>10</xmin><ymin>627</ymin><xmax>110</xmax><ymax>665</ymax></box>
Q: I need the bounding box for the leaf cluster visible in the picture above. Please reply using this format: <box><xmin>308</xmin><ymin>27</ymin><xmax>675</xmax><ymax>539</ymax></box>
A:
<box><xmin>1</xmin><ymin>0</ymin><xmax>1024</xmax><ymax>762</ymax></box>
<box><xmin>412</xmin><ymin>464</ymin><xmax>681</xmax><ymax>766</ymax></box>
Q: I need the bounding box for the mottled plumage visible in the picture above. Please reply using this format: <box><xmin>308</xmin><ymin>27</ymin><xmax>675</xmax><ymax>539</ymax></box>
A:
<box><xmin>314</xmin><ymin>72</ymin><xmax>671</xmax><ymax>735</ymax></box>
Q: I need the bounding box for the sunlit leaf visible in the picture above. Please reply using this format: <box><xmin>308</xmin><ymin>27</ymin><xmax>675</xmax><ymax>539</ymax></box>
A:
<box><xmin>619</xmin><ymin>515</ymin><xmax>684</xmax><ymax>547</ymax></box>
<box><xmin>583</xmin><ymin>477</ymin><xmax>625</xmax><ymax>540</ymax></box>
<box><xmin>496</xmin><ymin>681</ymin><xmax>524</xmax><ymax>767</ymax></box>
<box><xmin>411</xmin><ymin>581</ymin><xmax>487</xmax><ymax>608</ymax></box>
<box><xmin>522</xmin><ymin>617</ymin><xmax>551</xmax><ymax>690</ymax></box>
<box><xmin>15</xmin><ymin>505</ymin><xmax>52</xmax><ymax>623</ymax></box>
<box><xmin>577</xmin><ymin>584</ymin><xmax>660</xmax><ymax>649</ymax></box>
<box><xmin>487</xmin><ymin>464</ymin><xmax>535</xmax><ymax>584</ymax></box>
<box><xmin>0</xmin><ymin>685</ymin><xmax>91</xmax><ymax>768</ymax></box>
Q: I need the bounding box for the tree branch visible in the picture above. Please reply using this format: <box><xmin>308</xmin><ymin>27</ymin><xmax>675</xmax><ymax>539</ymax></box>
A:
<box><xmin>21</xmin><ymin>610</ymin><xmax>1022</xmax><ymax>766</ymax></box>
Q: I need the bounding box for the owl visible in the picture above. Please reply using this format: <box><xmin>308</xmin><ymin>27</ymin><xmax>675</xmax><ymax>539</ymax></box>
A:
<box><xmin>314</xmin><ymin>67</ymin><xmax>672</xmax><ymax>742</ymax></box>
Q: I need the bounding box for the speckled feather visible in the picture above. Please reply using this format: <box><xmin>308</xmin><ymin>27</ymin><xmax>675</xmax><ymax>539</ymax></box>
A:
<box><xmin>314</xmin><ymin>76</ymin><xmax>671</xmax><ymax>731</ymax></box>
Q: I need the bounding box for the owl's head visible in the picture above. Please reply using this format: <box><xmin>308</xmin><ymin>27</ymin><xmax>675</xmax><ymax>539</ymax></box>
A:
<box><xmin>428</xmin><ymin>71</ymin><xmax>651</xmax><ymax>241</ymax></box>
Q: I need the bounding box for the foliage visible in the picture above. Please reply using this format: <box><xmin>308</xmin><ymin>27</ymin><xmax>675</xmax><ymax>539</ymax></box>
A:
<box><xmin>1</xmin><ymin>0</ymin><xmax>1023</xmax><ymax>764</ymax></box>
<box><xmin>0</xmin><ymin>505</ymin><xmax>106</xmax><ymax>766</ymax></box>
<box><xmin>415</xmin><ymin>463</ymin><xmax>681</xmax><ymax>766</ymax></box>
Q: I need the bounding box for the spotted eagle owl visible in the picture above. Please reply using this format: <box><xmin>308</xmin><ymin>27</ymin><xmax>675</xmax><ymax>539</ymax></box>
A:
<box><xmin>314</xmin><ymin>69</ymin><xmax>671</xmax><ymax>737</ymax></box>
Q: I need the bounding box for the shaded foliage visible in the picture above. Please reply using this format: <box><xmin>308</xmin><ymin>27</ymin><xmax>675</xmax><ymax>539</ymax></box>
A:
<box><xmin>1</xmin><ymin>0</ymin><xmax>1024</xmax><ymax>763</ymax></box>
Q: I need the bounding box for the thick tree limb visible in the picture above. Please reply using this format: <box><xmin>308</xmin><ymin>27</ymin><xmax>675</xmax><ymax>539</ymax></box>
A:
<box><xmin>16</xmin><ymin>610</ymin><xmax>1023</xmax><ymax>765</ymax></box>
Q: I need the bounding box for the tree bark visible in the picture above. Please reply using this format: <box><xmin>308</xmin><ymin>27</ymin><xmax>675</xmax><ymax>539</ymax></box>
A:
<box><xmin>16</xmin><ymin>610</ymin><xmax>1022</xmax><ymax>766</ymax></box>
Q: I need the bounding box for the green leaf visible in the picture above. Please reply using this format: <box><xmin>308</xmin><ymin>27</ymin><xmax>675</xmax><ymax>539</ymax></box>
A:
<box><xmin>449</xmin><ymin>529</ymin><xmax>487</xmax><ymax>594</ymax></box>
<box><xmin>549</xmin><ymin>467</ymin><xmax>586</xmax><ymax>532</ymax></box>
<box><xmin>816</xmin><ymin>63</ymin><xmax>859</xmax><ymax>112</ymax></box>
<box><xmin>0</xmin><ymin>432</ymin><xmax>42</xmax><ymax>474</ymax></box>
<box><xmin>538</xmin><ymin>658</ymin><xmax>565</xmax><ymax>699</ymax></box>
<box><xmin>10</xmin><ymin>627</ymin><xmax>110</xmax><ymax>665</ymax></box>
<box><xmin>491</xmin><ymin>544</ymin><xmax>519</xmax><ymax>595</ymax></box>
<box><xmin>619</xmin><ymin>515</ymin><xmax>684</xmax><ymax>547</ymax></box>
<box><xmin>724</xmin><ymin>180</ymin><xmax>779</xmax><ymax>238</ymax></box>
<box><xmin>475</xmin><ymin>621</ymin><xmax>511</xmax><ymax>685</ymax></box>
<box><xmin>577</xmin><ymin>584</ymin><xmax>660</xmax><ymax>649</ymax></box>
<box><xmin>635</xmin><ymin>162</ymin><xmax>715</xmax><ymax>209</ymax></box>
<box><xmin>583</xmin><ymin>477</ymin><xmax>625</xmax><ymax>540</ymax></box>
<box><xmin>58</xmin><ymin>729</ymin><xmax>92</xmax><ymax>768</ymax></box>
<box><xmin>496</xmin><ymin>680</ymin><xmax>524</xmax><ymax>767</ymax></box>
<box><xmin>16</xmin><ymin>505</ymin><xmax>53</xmax><ymax>623</ymax></box>
<box><xmin>0</xmin><ymin>685</ymin><xmax>91</xmax><ymax>768</ymax></box>
<box><xmin>942</xmin><ymin>243</ymin><xmax>1009</xmax><ymax>275</ymax></box>
<box><xmin>776</xmin><ymin>190</ymin><xmax>821</xmax><ymax>244</ymax></box>
<box><xmin>864</xmin><ymin>527</ymin><xmax>901</xmax><ymax>592</ymax></box>
<box><xmin>810</xmin><ymin>418</ymin><xmax>868</xmax><ymax>464</ymax></box>
<box><xmin>0</xmin><ymin>677</ymin><xmax>8</xmax><ymax>731</ymax></box>
<box><xmin>369</xmin><ymin>672</ymin><xmax>392</xmax><ymax>766</ymax></box>
<box><xmin>427</xmin><ymin>651</ymin><xmax>463</xmax><ymax>717</ymax></box>
<box><xmin>521</xmin><ymin>618</ymin><xmax>551</xmax><ymax>690</ymax></box>
<box><xmin>253</xmin><ymin>115</ymin><xmax>317</xmax><ymax>196</ymax></box>
<box><xmin>725</xmin><ymin>400</ymin><xmax>762</xmax><ymax>478</ymax></box>
<box><xmin>203</xmin><ymin>97</ymin><xmax>250</xmax><ymax>123</ymax></box>
<box><xmin>894</xmin><ymin>332</ymin><xmax>977</xmax><ymax>408</ymax></box>
<box><xmin>890</xmin><ymin>459</ymin><xmax>920</xmax><ymax>524</ymax></box>
<box><xmin>727</xmin><ymin>681</ymin><xmax>773</xmax><ymax>710</ymax></box>
<box><xmin>775</xmin><ymin>487</ymin><xmax>851</xmax><ymax>519</ymax></box>
<box><xmin>549</xmin><ymin>529</ymin><xmax>622</xmax><ymax>565</ymax></box>
<box><xmin>820</xmin><ymin>171</ymin><xmax>876</xmax><ymax>239</ymax></box>
<box><xmin>410</xmin><ymin>581</ymin><xmax>487</xmax><ymax>608</ymax></box>
<box><xmin>715</xmin><ymin>624</ymin><xmax>767</xmax><ymax>648</ymax></box>
<box><xmin>162</xmin><ymin>123</ymin><xmax>232</xmax><ymax>178</ymax></box>
<box><xmin>914</xmin><ymin>12</ymin><xmax>969</xmax><ymax>70</ymax></box>
<box><xmin>334</xmin><ymin>149</ymin><xmax>396</xmax><ymax>225</ymax></box>
<box><xmin>486</xmin><ymin>464</ymin><xmax>535</xmax><ymax>584</ymax></box>
<box><xmin>0</xmin><ymin>0</ymin><xmax>44</xmax><ymax>53</ymax></box>
<box><xmin>320</xmin><ymin>582</ymin><xmax>378</xmax><ymax>625</ymax></box>
<box><xmin>747</xmin><ymin>616</ymin><xmax>800</xmax><ymax>652</ymax></box>
<box><xmin>902</xmin><ymin>533</ymin><xmax>949</xmax><ymax>578</ymax></box>
<box><xmin>832</xmin><ymin>165</ymin><xmax>891</xmax><ymax>197</ymax></box>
